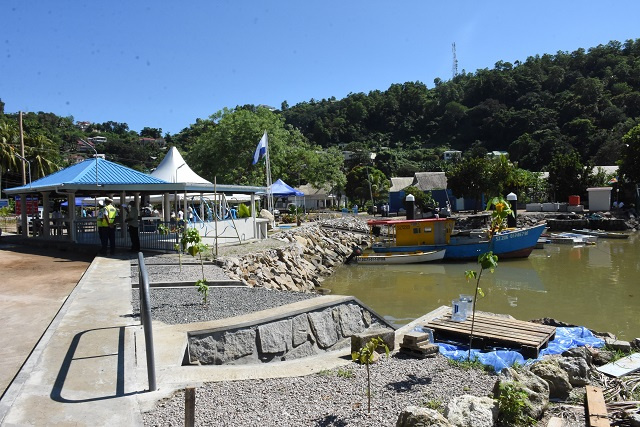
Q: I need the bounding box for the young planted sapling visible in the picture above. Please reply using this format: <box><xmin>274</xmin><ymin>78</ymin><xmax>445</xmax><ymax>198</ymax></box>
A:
<box><xmin>351</xmin><ymin>336</ymin><xmax>390</xmax><ymax>413</ymax></box>
<box><xmin>180</xmin><ymin>227</ymin><xmax>211</xmax><ymax>304</ymax></box>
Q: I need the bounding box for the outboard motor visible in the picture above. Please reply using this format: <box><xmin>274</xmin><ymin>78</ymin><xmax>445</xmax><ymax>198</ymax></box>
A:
<box><xmin>344</xmin><ymin>245</ymin><xmax>363</xmax><ymax>264</ymax></box>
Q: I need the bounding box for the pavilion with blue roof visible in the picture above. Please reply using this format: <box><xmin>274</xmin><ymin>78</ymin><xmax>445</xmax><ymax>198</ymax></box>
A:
<box><xmin>5</xmin><ymin>157</ymin><xmax>266</xmax><ymax>249</ymax></box>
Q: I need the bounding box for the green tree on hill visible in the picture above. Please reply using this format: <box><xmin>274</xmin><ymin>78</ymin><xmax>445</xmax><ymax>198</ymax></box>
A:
<box><xmin>186</xmin><ymin>107</ymin><xmax>344</xmax><ymax>188</ymax></box>
<box><xmin>345</xmin><ymin>166</ymin><xmax>389</xmax><ymax>208</ymax></box>
<box><xmin>546</xmin><ymin>151</ymin><xmax>584</xmax><ymax>202</ymax></box>
<box><xmin>402</xmin><ymin>185</ymin><xmax>437</xmax><ymax>210</ymax></box>
<box><xmin>620</xmin><ymin>124</ymin><xmax>640</xmax><ymax>185</ymax></box>
<box><xmin>446</xmin><ymin>157</ymin><xmax>491</xmax><ymax>212</ymax></box>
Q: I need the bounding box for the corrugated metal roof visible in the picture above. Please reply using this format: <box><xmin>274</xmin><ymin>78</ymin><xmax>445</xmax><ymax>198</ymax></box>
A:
<box><xmin>389</xmin><ymin>177</ymin><xmax>414</xmax><ymax>192</ymax></box>
<box><xmin>297</xmin><ymin>183</ymin><xmax>333</xmax><ymax>197</ymax></box>
<box><xmin>414</xmin><ymin>172</ymin><xmax>448</xmax><ymax>191</ymax></box>
<box><xmin>7</xmin><ymin>158</ymin><xmax>166</xmax><ymax>192</ymax></box>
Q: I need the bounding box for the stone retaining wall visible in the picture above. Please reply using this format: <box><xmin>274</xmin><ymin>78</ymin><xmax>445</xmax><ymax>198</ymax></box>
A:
<box><xmin>219</xmin><ymin>223</ymin><xmax>369</xmax><ymax>292</ymax></box>
<box><xmin>187</xmin><ymin>299</ymin><xmax>390</xmax><ymax>365</ymax></box>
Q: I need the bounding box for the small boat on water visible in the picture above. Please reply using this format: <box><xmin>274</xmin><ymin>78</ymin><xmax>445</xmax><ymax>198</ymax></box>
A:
<box><xmin>369</xmin><ymin>218</ymin><xmax>546</xmax><ymax>261</ymax></box>
<box><xmin>356</xmin><ymin>249</ymin><xmax>446</xmax><ymax>265</ymax></box>
<box><xmin>548</xmin><ymin>232</ymin><xmax>597</xmax><ymax>245</ymax></box>
<box><xmin>571</xmin><ymin>229</ymin><xmax>630</xmax><ymax>239</ymax></box>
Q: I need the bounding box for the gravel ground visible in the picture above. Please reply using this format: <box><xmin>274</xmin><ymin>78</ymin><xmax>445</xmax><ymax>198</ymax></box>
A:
<box><xmin>143</xmin><ymin>354</ymin><xmax>498</xmax><ymax>427</ymax></box>
<box><xmin>132</xmin><ymin>287</ymin><xmax>319</xmax><ymax>324</ymax></box>
<box><xmin>131</xmin><ymin>263</ymin><xmax>231</xmax><ymax>285</ymax></box>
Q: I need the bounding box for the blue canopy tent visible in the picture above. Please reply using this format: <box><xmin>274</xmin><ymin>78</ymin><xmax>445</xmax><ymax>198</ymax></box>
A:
<box><xmin>270</xmin><ymin>179</ymin><xmax>304</xmax><ymax>197</ymax></box>
<box><xmin>270</xmin><ymin>179</ymin><xmax>304</xmax><ymax>212</ymax></box>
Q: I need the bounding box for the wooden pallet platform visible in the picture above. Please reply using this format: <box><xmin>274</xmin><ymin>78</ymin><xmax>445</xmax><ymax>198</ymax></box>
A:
<box><xmin>422</xmin><ymin>309</ymin><xmax>556</xmax><ymax>358</ymax></box>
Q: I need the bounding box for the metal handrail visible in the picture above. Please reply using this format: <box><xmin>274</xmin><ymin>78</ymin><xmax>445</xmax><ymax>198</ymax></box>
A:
<box><xmin>137</xmin><ymin>252</ymin><xmax>157</xmax><ymax>391</ymax></box>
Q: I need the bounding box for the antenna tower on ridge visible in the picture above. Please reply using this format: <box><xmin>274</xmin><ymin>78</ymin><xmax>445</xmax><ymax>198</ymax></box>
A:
<box><xmin>452</xmin><ymin>42</ymin><xmax>458</xmax><ymax>78</ymax></box>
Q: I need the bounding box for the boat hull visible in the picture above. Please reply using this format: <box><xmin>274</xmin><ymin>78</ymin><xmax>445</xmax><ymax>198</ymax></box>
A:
<box><xmin>372</xmin><ymin>224</ymin><xmax>546</xmax><ymax>261</ymax></box>
<box><xmin>356</xmin><ymin>249</ymin><xmax>446</xmax><ymax>265</ymax></box>
<box><xmin>571</xmin><ymin>229</ymin><xmax>629</xmax><ymax>239</ymax></box>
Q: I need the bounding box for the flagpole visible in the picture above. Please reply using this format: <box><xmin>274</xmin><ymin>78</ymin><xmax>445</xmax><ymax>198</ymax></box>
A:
<box><xmin>263</xmin><ymin>130</ymin><xmax>274</xmax><ymax>215</ymax></box>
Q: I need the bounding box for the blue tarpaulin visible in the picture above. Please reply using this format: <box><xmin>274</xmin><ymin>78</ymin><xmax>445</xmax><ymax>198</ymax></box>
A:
<box><xmin>424</xmin><ymin>326</ymin><xmax>604</xmax><ymax>372</ymax></box>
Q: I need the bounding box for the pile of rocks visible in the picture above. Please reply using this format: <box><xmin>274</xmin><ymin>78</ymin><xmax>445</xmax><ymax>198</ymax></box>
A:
<box><xmin>317</xmin><ymin>215</ymin><xmax>370</xmax><ymax>233</ymax></box>
<box><xmin>219</xmin><ymin>222</ymin><xmax>369</xmax><ymax>292</ymax></box>
<box><xmin>398</xmin><ymin>336</ymin><xmax>640</xmax><ymax>427</ymax></box>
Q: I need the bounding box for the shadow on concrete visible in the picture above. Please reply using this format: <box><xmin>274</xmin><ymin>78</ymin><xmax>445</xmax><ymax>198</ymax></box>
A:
<box><xmin>0</xmin><ymin>238</ymin><xmax>95</xmax><ymax>263</ymax></box>
<box><xmin>50</xmin><ymin>326</ymin><xmax>142</xmax><ymax>403</ymax></box>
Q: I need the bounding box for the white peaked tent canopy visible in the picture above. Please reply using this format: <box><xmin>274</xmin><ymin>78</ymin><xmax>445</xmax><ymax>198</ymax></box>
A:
<box><xmin>151</xmin><ymin>146</ymin><xmax>212</xmax><ymax>184</ymax></box>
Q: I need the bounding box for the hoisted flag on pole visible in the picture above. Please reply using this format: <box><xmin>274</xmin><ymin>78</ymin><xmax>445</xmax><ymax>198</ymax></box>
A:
<box><xmin>252</xmin><ymin>131</ymin><xmax>268</xmax><ymax>165</ymax></box>
<box><xmin>251</xmin><ymin>131</ymin><xmax>274</xmax><ymax>217</ymax></box>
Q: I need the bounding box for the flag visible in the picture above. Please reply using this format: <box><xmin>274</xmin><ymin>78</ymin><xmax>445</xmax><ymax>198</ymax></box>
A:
<box><xmin>607</xmin><ymin>177</ymin><xmax>618</xmax><ymax>184</ymax></box>
<box><xmin>252</xmin><ymin>131</ymin><xmax>268</xmax><ymax>165</ymax></box>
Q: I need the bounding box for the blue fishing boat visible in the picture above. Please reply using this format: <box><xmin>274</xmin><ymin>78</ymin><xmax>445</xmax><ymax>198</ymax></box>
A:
<box><xmin>369</xmin><ymin>218</ymin><xmax>546</xmax><ymax>261</ymax></box>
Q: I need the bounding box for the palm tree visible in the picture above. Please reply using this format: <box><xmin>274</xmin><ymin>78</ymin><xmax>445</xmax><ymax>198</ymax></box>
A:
<box><xmin>0</xmin><ymin>122</ymin><xmax>19</xmax><ymax>195</ymax></box>
<box><xmin>25</xmin><ymin>134</ymin><xmax>59</xmax><ymax>179</ymax></box>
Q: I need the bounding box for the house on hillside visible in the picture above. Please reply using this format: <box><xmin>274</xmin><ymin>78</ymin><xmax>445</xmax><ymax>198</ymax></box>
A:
<box><xmin>76</xmin><ymin>139</ymin><xmax>95</xmax><ymax>153</ymax></box>
<box><xmin>443</xmin><ymin>150</ymin><xmax>462</xmax><ymax>162</ymax></box>
<box><xmin>75</xmin><ymin>121</ymin><xmax>91</xmax><ymax>131</ymax></box>
<box><xmin>488</xmin><ymin>151</ymin><xmax>509</xmax><ymax>158</ymax></box>
<box><xmin>88</xmin><ymin>136</ymin><xmax>107</xmax><ymax>144</ymax></box>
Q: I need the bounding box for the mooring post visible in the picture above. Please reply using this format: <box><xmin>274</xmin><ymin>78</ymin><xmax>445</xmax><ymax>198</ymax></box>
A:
<box><xmin>185</xmin><ymin>386</ymin><xmax>196</xmax><ymax>427</ymax></box>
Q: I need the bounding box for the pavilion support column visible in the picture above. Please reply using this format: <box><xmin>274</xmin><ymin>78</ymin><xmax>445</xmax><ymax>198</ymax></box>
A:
<box><xmin>68</xmin><ymin>192</ymin><xmax>76</xmax><ymax>241</ymax></box>
<box><xmin>250</xmin><ymin>193</ymin><xmax>256</xmax><ymax>239</ymax></box>
<box><xmin>120</xmin><ymin>191</ymin><xmax>127</xmax><ymax>238</ymax></box>
<box><xmin>200</xmin><ymin>193</ymin><xmax>204</xmax><ymax>222</ymax></box>
<box><xmin>173</xmin><ymin>191</ymin><xmax>178</xmax><ymax>218</ymax></box>
<box><xmin>42</xmin><ymin>192</ymin><xmax>50</xmax><ymax>237</ymax></box>
<box><xmin>20</xmin><ymin>193</ymin><xmax>28</xmax><ymax>237</ymax></box>
<box><xmin>163</xmin><ymin>193</ymin><xmax>170</xmax><ymax>222</ymax></box>
<box><xmin>184</xmin><ymin>189</ymin><xmax>188</xmax><ymax>219</ymax></box>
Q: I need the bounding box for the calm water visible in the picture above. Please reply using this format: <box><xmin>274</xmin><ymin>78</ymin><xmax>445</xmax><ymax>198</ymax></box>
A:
<box><xmin>322</xmin><ymin>232</ymin><xmax>640</xmax><ymax>340</ymax></box>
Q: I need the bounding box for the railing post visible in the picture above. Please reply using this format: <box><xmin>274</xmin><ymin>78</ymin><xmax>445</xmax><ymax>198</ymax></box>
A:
<box><xmin>137</xmin><ymin>252</ymin><xmax>156</xmax><ymax>391</ymax></box>
<box><xmin>185</xmin><ymin>387</ymin><xmax>196</xmax><ymax>427</ymax></box>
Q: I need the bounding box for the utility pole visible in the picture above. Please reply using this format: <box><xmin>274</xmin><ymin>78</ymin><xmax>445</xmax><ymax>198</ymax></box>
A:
<box><xmin>452</xmin><ymin>42</ymin><xmax>458</xmax><ymax>79</ymax></box>
<box><xmin>19</xmin><ymin>111</ymin><xmax>26</xmax><ymax>185</ymax></box>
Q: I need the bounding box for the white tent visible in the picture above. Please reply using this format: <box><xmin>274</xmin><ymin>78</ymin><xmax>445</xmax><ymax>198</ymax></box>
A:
<box><xmin>151</xmin><ymin>146</ymin><xmax>211</xmax><ymax>184</ymax></box>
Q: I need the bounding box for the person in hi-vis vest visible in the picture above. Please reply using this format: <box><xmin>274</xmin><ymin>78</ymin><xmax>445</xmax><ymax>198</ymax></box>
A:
<box><xmin>97</xmin><ymin>197</ymin><xmax>118</xmax><ymax>255</ymax></box>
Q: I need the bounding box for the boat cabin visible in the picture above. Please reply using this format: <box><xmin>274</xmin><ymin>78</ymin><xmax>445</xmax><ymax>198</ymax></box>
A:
<box><xmin>369</xmin><ymin>218</ymin><xmax>455</xmax><ymax>246</ymax></box>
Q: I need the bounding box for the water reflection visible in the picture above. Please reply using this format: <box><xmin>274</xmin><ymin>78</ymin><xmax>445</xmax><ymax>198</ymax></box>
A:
<box><xmin>322</xmin><ymin>232</ymin><xmax>640</xmax><ymax>340</ymax></box>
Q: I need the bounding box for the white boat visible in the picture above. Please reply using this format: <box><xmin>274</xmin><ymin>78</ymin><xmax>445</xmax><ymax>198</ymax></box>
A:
<box><xmin>548</xmin><ymin>232</ymin><xmax>597</xmax><ymax>245</ymax></box>
<box><xmin>571</xmin><ymin>229</ymin><xmax>629</xmax><ymax>239</ymax></box>
<box><xmin>356</xmin><ymin>249</ymin><xmax>446</xmax><ymax>265</ymax></box>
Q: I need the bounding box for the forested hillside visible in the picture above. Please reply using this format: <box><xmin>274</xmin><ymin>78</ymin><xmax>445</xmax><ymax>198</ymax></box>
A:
<box><xmin>2</xmin><ymin>39</ymin><xmax>640</xmax><ymax>193</ymax></box>
<box><xmin>282</xmin><ymin>39</ymin><xmax>640</xmax><ymax>174</ymax></box>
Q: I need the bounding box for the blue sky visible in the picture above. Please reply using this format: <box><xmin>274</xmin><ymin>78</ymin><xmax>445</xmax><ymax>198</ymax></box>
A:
<box><xmin>1</xmin><ymin>1</ymin><xmax>639</xmax><ymax>135</ymax></box>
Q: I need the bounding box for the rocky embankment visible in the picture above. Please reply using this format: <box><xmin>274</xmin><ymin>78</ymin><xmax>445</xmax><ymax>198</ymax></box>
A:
<box><xmin>218</xmin><ymin>217</ymin><xmax>369</xmax><ymax>292</ymax></box>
